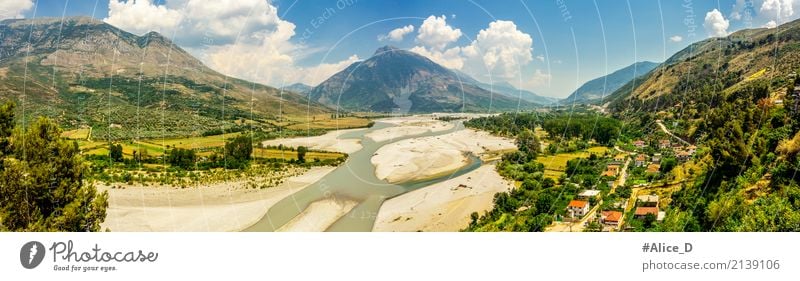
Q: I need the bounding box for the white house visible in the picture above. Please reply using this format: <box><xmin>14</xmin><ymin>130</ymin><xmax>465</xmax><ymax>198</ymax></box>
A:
<box><xmin>567</xmin><ymin>200</ymin><xmax>589</xmax><ymax>218</ymax></box>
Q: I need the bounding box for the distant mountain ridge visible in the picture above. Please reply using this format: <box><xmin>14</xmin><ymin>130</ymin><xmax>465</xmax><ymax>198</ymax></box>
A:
<box><xmin>281</xmin><ymin>83</ymin><xmax>313</xmax><ymax>95</ymax></box>
<box><xmin>611</xmin><ymin>18</ymin><xmax>800</xmax><ymax>113</ymax></box>
<box><xmin>562</xmin><ymin>61</ymin><xmax>659</xmax><ymax>104</ymax></box>
<box><xmin>450</xmin><ymin>70</ymin><xmax>558</xmax><ymax>105</ymax></box>
<box><xmin>308</xmin><ymin>46</ymin><xmax>537</xmax><ymax>113</ymax></box>
<box><xmin>0</xmin><ymin>17</ymin><xmax>330</xmax><ymax>139</ymax></box>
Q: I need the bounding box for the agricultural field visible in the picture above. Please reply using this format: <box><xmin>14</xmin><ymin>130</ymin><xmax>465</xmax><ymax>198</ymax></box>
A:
<box><xmin>284</xmin><ymin>115</ymin><xmax>373</xmax><ymax>130</ymax></box>
<box><xmin>537</xmin><ymin>146</ymin><xmax>609</xmax><ymax>179</ymax></box>
<box><xmin>253</xmin><ymin>147</ymin><xmax>346</xmax><ymax>161</ymax></box>
<box><xmin>61</xmin><ymin>128</ymin><xmax>91</xmax><ymax>140</ymax></box>
<box><xmin>79</xmin><ymin>132</ymin><xmax>345</xmax><ymax>162</ymax></box>
<box><xmin>78</xmin><ymin>133</ymin><xmax>242</xmax><ymax>158</ymax></box>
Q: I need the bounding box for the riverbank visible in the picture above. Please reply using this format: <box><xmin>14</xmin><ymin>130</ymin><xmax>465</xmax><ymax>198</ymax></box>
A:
<box><xmin>365</xmin><ymin>116</ymin><xmax>453</xmax><ymax>142</ymax></box>
<box><xmin>373</xmin><ymin>164</ymin><xmax>513</xmax><ymax>232</ymax></box>
<box><xmin>99</xmin><ymin>166</ymin><xmax>336</xmax><ymax>232</ymax></box>
<box><xmin>371</xmin><ymin>128</ymin><xmax>515</xmax><ymax>184</ymax></box>
<box><xmin>262</xmin><ymin>128</ymin><xmax>366</xmax><ymax>154</ymax></box>
<box><xmin>276</xmin><ymin>198</ymin><xmax>359</xmax><ymax>232</ymax></box>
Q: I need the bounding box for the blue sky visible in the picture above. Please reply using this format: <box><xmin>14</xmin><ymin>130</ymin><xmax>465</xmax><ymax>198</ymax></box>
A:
<box><xmin>12</xmin><ymin>0</ymin><xmax>799</xmax><ymax>98</ymax></box>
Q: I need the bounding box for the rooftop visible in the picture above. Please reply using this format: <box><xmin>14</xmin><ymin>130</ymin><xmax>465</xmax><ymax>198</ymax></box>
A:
<box><xmin>635</xmin><ymin>207</ymin><xmax>659</xmax><ymax>216</ymax></box>
<box><xmin>601</xmin><ymin>211</ymin><xmax>623</xmax><ymax>222</ymax></box>
<box><xmin>637</xmin><ymin>195</ymin><xmax>659</xmax><ymax>203</ymax></box>
<box><xmin>568</xmin><ymin>200</ymin><xmax>589</xmax><ymax>208</ymax></box>
<box><xmin>646</xmin><ymin>164</ymin><xmax>660</xmax><ymax>173</ymax></box>
<box><xmin>579</xmin><ymin>190</ymin><xmax>601</xmax><ymax>197</ymax></box>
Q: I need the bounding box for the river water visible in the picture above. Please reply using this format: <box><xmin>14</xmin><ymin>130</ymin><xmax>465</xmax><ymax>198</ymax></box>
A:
<box><xmin>244</xmin><ymin>120</ymin><xmax>481</xmax><ymax>232</ymax></box>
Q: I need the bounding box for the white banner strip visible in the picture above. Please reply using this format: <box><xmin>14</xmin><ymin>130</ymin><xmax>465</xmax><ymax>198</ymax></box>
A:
<box><xmin>1</xmin><ymin>233</ymin><xmax>797</xmax><ymax>281</ymax></box>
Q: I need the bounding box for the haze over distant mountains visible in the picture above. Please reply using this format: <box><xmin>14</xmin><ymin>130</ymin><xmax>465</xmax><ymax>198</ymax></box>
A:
<box><xmin>308</xmin><ymin>46</ymin><xmax>537</xmax><ymax>113</ymax></box>
<box><xmin>450</xmin><ymin>70</ymin><xmax>558</xmax><ymax>105</ymax></box>
<box><xmin>280</xmin><ymin>83</ymin><xmax>313</xmax><ymax>95</ymax></box>
<box><xmin>562</xmin><ymin>61</ymin><xmax>659</xmax><ymax>104</ymax></box>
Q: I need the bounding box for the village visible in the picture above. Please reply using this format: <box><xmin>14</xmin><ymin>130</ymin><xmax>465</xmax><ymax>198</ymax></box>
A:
<box><xmin>555</xmin><ymin>133</ymin><xmax>698</xmax><ymax>232</ymax></box>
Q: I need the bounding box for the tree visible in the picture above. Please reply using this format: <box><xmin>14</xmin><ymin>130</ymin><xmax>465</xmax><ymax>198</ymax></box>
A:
<box><xmin>660</xmin><ymin>156</ymin><xmax>677</xmax><ymax>174</ymax></box>
<box><xmin>0</xmin><ymin>114</ymin><xmax>108</xmax><ymax>231</ymax></box>
<box><xmin>134</xmin><ymin>148</ymin><xmax>149</xmax><ymax>163</ymax></box>
<box><xmin>516</xmin><ymin>129</ymin><xmax>540</xmax><ymax>158</ymax></box>
<box><xmin>0</xmin><ymin>102</ymin><xmax>13</xmax><ymax>154</ymax></box>
<box><xmin>167</xmin><ymin>148</ymin><xmax>196</xmax><ymax>170</ymax></box>
<box><xmin>109</xmin><ymin>143</ymin><xmax>123</xmax><ymax>162</ymax></box>
<box><xmin>297</xmin><ymin>146</ymin><xmax>308</xmax><ymax>163</ymax></box>
<box><xmin>224</xmin><ymin>135</ymin><xmax>253</xmax><ymax>169</ymax></box>
<box><xmin>643</xmin><ymin>213</ymin><xmax>657</xmax><ymax>228</ymax></box>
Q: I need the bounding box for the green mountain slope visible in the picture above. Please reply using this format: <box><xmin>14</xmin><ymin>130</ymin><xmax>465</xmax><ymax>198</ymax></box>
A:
<box><xmin>610</xmin><ymin>19</ymin><xmax>800</xmax><ymax>113</ymax></box>
<box><xmin>0</xmin><ymin>17</ymin><xmax>331</xmax><ymax>140</ymax></box>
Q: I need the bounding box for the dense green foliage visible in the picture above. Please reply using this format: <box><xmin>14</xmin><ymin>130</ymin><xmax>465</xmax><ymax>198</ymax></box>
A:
<box><xmin>224</xmin><ymin>135</ymin><xmax>253</xmax><ymax>169</ymax></box>
<box><xmin>465</xmin><ymin>112</ymin><xmax>621</xmax><ymax>145</ymax></box>
<box><xmin>0</xmin><ymin>102</ymin><xmax>108</xmax><ymax>231</ymax></box>
<box><xmin>296</xmin><ymin>146</ymin><xmax>308</xmax><ymax>163</ymax></box>
<box><xmin>167</xmin><ymin>148</ymin><xmax>197</xmax><ymax>170</ymax></box>
<box><xmin>109</xmin><ymin>143</ymin><xmax>123</xmax><ymax>162</ymax></box>
<box><xmin>464</xmin><ymin>113</ymin><xmax>612</xmax><ymax>232</ymax></box>
<box><xmin>652</xmin><ymin>78</ymin><xmax>800</xmax><ymax>231</ymax></box>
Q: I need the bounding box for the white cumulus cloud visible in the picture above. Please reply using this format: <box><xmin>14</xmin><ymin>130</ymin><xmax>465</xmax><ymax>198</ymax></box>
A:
<box><xmin>462</xmin><ymin>20</ymin><xmax>533</xmax><ymax>79</ymax></box>
<box><xmin>704</xmin><ymin>9</ymin><xmax>730</xmax><ymax>37</ymax></box>
<box><xmin>669</xmin><ymin>35</ymin><xmax>683</xmax><ymax>42</ymax></box>
<box><xmin>410</xmin><ymin>45</ymin><xmax>463</xmax><ymax>69</ymax></box>
<box><xmin>410</xmin><ymin>17</ymin><xmax>535</xmax><ymax>88</ymax></box>
<box><xmin>763</xmin><ymin>20</ymin><xmax>778</xmax><ymax>28</ymax></box>
<box><xmin>0</xmin><ymin>0</ymin><xmax>33</xmax><ymax>20</ymax></box>
<box><xmin>416</xmin><ymin>15</ymin><xmax>462</xmax><ymax>50</ymax></box>
<box><xmin>529</xmin><ymin>69</ymin><xmax>551</xmax><ymax>87</ymax></box>
<box><xmin>105</xmin><ymin>0</ymin><xmax>183</xmax><ymax>35</ymax></box>
<box><xmin>104</xmin><ymin>0</ymin><xmax>358</xmax><ymax>87</ymax></box>
<box><xmin>760</xmin><ymin>0</ymin><xmax>795</xmax><ymax>24</ymax></box>
<box><xmin>379</xmin><ymin>25</ymin><xmax>414</xmax><ymax>42</ymax></box>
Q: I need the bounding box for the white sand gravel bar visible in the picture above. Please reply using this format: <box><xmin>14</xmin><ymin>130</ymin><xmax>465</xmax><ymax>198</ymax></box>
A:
<box><xmin>276</xmin><ymin>198</ymin><xmax>358</xmax><ymax>232</ymax></box>
<box><xmin>100</xmin><ymin>167</ymin><xmax>335</xmax><ymax>232</ymax></box>
<box><xmin>262</xmin><ymin>128</ymin><xmax>366</xmax><ymax>154</ymax></box>
<box><xmin>371</xmin><ymin>128</ymin><xmax>515</xmax><ymax>183</ymax></box>
<box><xmin>373</xmin><ymin>164</ymin><xmax>514</xmax><ymax>232</ymax></box>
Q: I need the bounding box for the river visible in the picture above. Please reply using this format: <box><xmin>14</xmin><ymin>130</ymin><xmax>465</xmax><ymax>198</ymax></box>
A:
<box><xmin>244</xmin><ymin>120</ymin><xmax>481</xmax><ymax>232</ymax></box>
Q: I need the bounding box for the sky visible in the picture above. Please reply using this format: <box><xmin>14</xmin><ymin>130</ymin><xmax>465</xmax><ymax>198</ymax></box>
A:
<box><xmin>4</xmin><ymin>0</ymin><xmax>800</xmax><ymax>98</ymax></box>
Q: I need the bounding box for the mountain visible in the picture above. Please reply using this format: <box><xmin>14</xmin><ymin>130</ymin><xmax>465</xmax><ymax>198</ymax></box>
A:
<box><xmin>280</xmin><ymin>83</ymin><xmax>313</xmax><ymax>95</ymax></box>
<box><xmin>0</xmin><ymin>17</ymin><xmax>330</xmax><ymax>140</ymax></box>
<box><xmin>562</xmin><ymin>61</ymin><xmax>658</xmax><ymax>104</ymax></box>
<box><xmin>450</xmin><ymin>70</ymin><xmax>557</xmax><ymax>105</ymax></box>
<box><xmin>610</xmin><ymin>18</ymin><xmax>800</xmax><ymax>113</ymax></box>
<box><xmin>308</xmin><ymin>46</ymin><xmax>536</xmax><ymax>113</ymax></box>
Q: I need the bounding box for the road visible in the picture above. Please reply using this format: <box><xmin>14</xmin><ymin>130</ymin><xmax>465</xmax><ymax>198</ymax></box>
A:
<box><xmin>655</xmin><ymin>120</ymin><xmax>690</xmax><ymax>145</ymax></box>
<box><xmin>546</xmin><ymin>157</ymin><xmax>631</xmax><ymax>232</ymax></box>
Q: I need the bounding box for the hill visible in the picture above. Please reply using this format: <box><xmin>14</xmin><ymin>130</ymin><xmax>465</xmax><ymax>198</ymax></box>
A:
<box><xmin>280</xmin><ymin>83</ymin><xmax>313</xmax><ymax>95</ymax></box>
<box><xmin>308</xmin><ymin>46</ymin><xmax>536</xmax><ymax>113</ymax></box>
<box><xmin>610</xmin><ymin>19</ymin><xmax>800</xmax><ymax>113</ymax></box>
<box><xmin>563</xmin><ymin>61</ymin><xmax>658</xmax><ymax>104</ymax></box>
<box><xmin>0</xmin><ymin>17</ymin><xmax>331</xmax><ymax>140</ymax></box>
<box><xmin>450</xmin><ymin>70</ymin><xmax>557</xmax><ymax>105</ymax></box>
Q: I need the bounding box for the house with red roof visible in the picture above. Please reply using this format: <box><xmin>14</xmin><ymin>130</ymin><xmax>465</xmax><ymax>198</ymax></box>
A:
<box><xmin>566</xmin><ymin>200</ymin><xmax>589</xmax><ymax>218</ymax></box>
<box><xmin>634</xmin><ymin>207</ymin><xmax>659</xmax><ymax>219</ymax></box>
<box><xmin>601</xmin><ymin>211</ymin><xmax>623</xmax><ymax>226</ymax></box>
